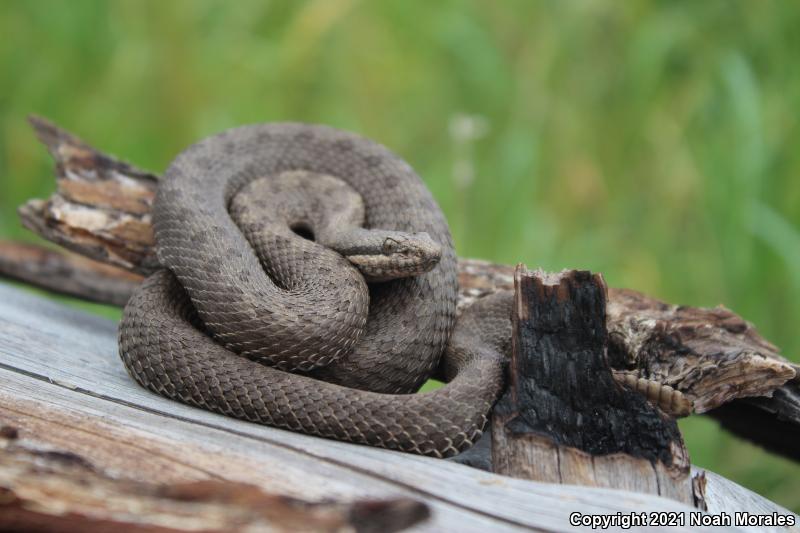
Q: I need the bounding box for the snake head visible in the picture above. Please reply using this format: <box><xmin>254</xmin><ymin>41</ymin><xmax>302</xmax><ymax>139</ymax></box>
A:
<box><xmin>342</xmin><ymin>230</ymin><xmax>442</xmax><ymax>282</ymax></box>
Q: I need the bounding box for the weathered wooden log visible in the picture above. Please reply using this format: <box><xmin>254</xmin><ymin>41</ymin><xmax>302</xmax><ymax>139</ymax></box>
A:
<box><xmin>709</xmin><ymin>380</ymin><xmax>800</xmax><ymax>461</ymax></box>
<box><xmin>492</xmin><ymin>267</ymin><xmax>697</xmax><ymax>506</ymax></box>
<box><xmin>19</xmin><ymin>115</ymin><xmax>159</xmax><ymax>273</ymax></box>
<box><xmin>3</xmin><ymin>280</ymin><xmax>797</xmax><ymax>531</ymax></box>
<box><xmin>3</xmin><ymin>115</ymin><xmax>798</xmax><ymax>460</ymax></box>
<box><xmin>0</xmin><ymin>241</ymin><xmax>139</xmax><ymax>306</ymax></box>
<box><xmin>0</xmin><ymin>424</ymin><xmax>429</xmax><ymax>533</ymax></box>
<box><xmin>459</xmin><ymin>261</ymin><xmax>800</xmax><ymax>460</ymax></box>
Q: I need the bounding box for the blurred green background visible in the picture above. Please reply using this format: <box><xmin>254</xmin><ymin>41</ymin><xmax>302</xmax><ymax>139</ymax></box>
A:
<box><xmin>1</xmin><ymin>0</ymin><xmax>798</xmax><ymax>511</ymax></box>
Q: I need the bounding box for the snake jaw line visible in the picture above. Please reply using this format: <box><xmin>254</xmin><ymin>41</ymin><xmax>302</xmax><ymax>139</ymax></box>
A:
<box><xmin>346</xmin><ymin>232</ymin><xmax>442</xmax><ymax>282</ymax></box>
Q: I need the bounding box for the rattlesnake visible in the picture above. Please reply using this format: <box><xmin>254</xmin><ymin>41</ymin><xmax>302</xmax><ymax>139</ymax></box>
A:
<box><xmin>118</xmin><ymin>122</ymin><xmax>690</xmax><ymax>459</ymax></box>
<box><xmin>119</xmin><ymin>123</ymin><xmax>508</xmax><ymax>457</ymax></box>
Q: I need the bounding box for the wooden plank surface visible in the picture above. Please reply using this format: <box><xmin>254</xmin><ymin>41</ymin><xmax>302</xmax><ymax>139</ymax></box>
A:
<box><xmin>0</xmin><ymin>281</ymin><xmax>796</xmax><ymax>532</ymax></box>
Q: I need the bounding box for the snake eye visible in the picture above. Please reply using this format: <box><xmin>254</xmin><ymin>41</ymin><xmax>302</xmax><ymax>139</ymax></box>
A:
<box><xmin>382</xmin><ymin>238</ymin><xmax>398</xmax><ymax>254</ymax></box>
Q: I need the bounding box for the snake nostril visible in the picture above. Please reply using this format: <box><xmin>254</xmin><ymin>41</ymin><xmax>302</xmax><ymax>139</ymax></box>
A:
<box><xmin>289</xmin><ymin>222</ymin><xmax>315</xmax><ymax>242</ymax></box>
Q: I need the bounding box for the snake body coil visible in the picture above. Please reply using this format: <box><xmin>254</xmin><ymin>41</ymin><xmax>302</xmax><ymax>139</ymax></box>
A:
<box><xmin>119</xmin><ymin>123</ymin><xmax>508</xmax><ymax>457</ymax></box>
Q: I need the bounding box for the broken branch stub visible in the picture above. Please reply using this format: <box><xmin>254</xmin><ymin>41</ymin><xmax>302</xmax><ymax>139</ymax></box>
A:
<box><xmin>492</xmin><ymin>266</ymin><xmax>697</xmax><ymax>505</ymax></box>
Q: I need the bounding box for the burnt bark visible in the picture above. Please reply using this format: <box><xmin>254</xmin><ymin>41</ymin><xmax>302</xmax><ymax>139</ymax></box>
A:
<box><xmin>459</xmin><ymin>261</ymin><xmax>799</xmax><ymax>461</ymax></box>
<box><xmin>491</xmin><ymin>267</ymin><xmax>696</xmax><ymax>505</ymax></box>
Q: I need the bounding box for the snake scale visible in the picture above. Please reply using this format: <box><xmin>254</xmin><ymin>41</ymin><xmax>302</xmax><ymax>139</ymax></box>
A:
<box><xmin>119</xmin><ymin>122</ymin><xmax>690</xmax><ymax>458</ymax></box>
<box><xmin>119</xmin><ymin>123</ymin><xmax>510</xmax><ymax>457</ymax></box>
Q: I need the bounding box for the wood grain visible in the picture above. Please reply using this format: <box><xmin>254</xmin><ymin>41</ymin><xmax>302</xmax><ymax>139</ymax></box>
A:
<box><xmin>0</xmin><ymin>433</ymin><xmax>429</xmax><ymax>533</ymax></box>
<box><xmin>3</xmin><ymin>281</ymin><xmax>797</xmax><ymax>531</ymax></box>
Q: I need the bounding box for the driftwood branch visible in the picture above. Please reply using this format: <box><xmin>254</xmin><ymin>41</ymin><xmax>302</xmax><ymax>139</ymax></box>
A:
<box><xmin>458</xmin><ymin>262</ymin><xmax>800</xmax><ymax>461</ymax></box>
<box><xmin>710</xmin><ymin>381</ymin><xmax>800</xmax><ymax>461</ymax></box>
<box><xmin>0</xmin><ymin>241</ymin><xmax>140</xmax><ymax>306</ymax></box>
<box><xmin>0</xmin><ymin>425</ymin><xmax>429</xmax><ymax>533</ymax></box>
<box><xmin>2</xmin><ymin>115</ymin><xmax>798</xmax><ymax>460</ymax></box>
<box><xmin>492</xmin><ymin>267</ymin><xmax>698</xmax><ymax>506</ymax></box>
<box><xmin>18</xmin><ymin>115</ymin><xmax>160</xmax><ymax>273</ymax></box>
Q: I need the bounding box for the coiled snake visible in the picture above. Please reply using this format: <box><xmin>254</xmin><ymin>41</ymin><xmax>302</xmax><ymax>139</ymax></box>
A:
<box><xmin>119</xmin><ymin>123</ymin><xmax>510</xmax><ymax>457</ymax></box>
<box><xmin>119</xmin><ymin>123</ymin><xmax>690</xmax><ymax>458</ymax></box>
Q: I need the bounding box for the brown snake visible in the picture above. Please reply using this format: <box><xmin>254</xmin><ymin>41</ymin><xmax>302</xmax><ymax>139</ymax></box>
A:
<box><xmin>119</xmin><ymin>123</ymin><xmax>509</xmax><ymax>457</ymax></box>
<box><xmin>118</xmin><ymin>123</ymin><xmax>690</xmax><ymax>459</ymax></box>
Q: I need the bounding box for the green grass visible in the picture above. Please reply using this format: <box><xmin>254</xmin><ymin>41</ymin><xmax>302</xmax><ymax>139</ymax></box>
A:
<box><xmin>1</xmin><ymin>0</ymin><xmax>799</xmax><ymax>511</ymax></box>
